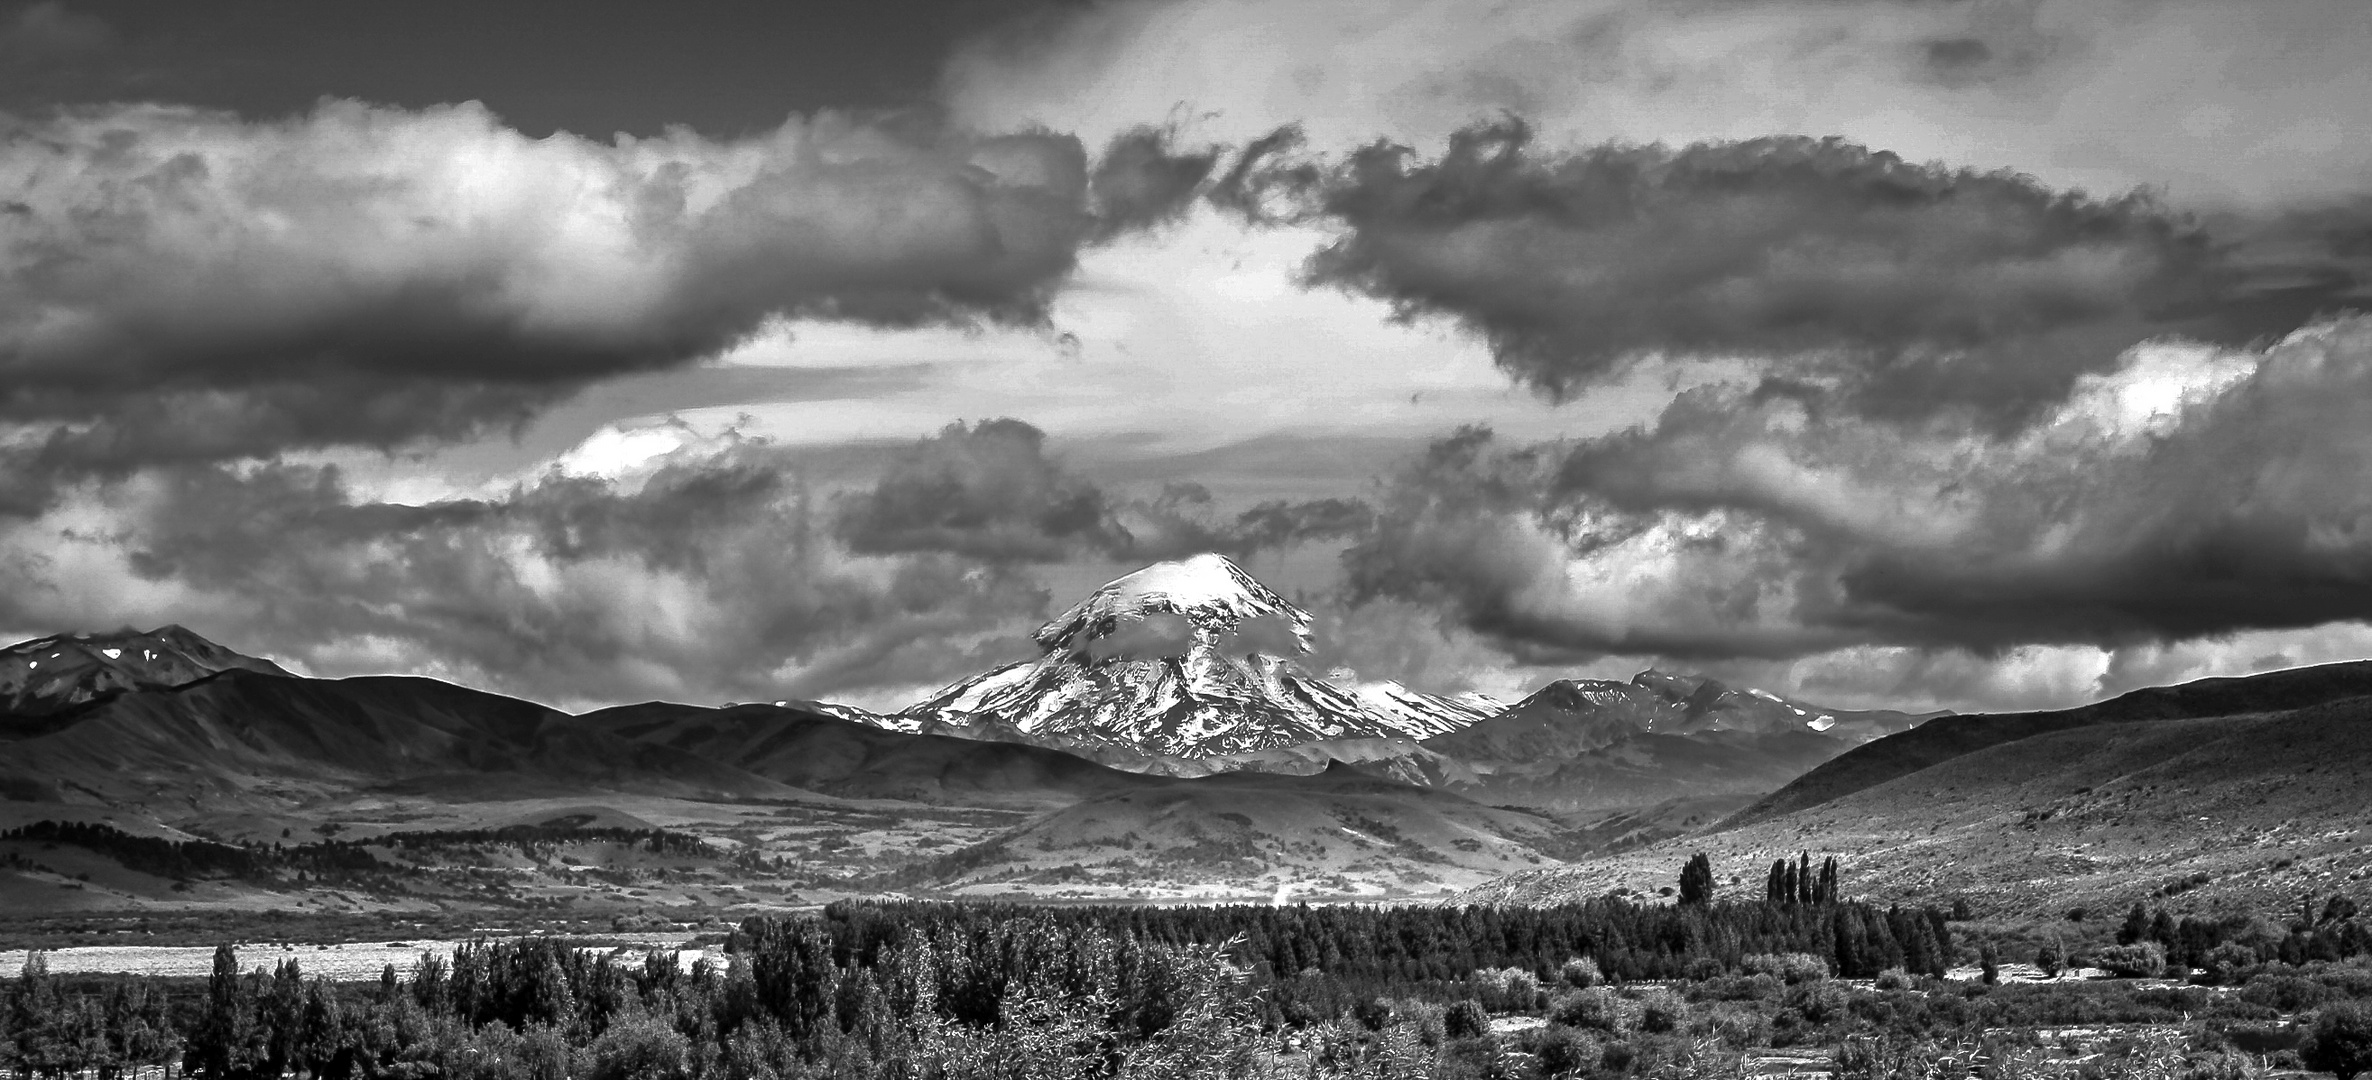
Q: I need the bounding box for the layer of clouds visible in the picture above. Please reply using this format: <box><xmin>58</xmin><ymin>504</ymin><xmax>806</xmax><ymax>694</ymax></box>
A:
<box><xmin>0</xmin><ymin>98</ymin><xmax>1213</xmax><ymax>494</ymax></box>
<box><xmin>1342</xmin><ymin>316</ymin><xmax>2372</xmax><ymax>666</ymax></box>
<box><xmin>836</xmin><ymin>418</ymin><xmax>1126</xmax><ymax>562</ymax></box>
<box><xmin>947</xmin><ymin>0</ymin><xmax>2372</xmax><ymax>208</ymax></box>
<box><xmin>1225</xmin><ymin>123</ymin><xmax>2368</xmax><ymax>421</ymax></box>
<box><xmin>833</xmin><ymin>417</ymin><xmax>1384</xmax><ymax>564</ymax></box>
<box><xmin>0</xmin><ymin>435</ymin><xmax>1054</xmax><ymax>708</ymax></box>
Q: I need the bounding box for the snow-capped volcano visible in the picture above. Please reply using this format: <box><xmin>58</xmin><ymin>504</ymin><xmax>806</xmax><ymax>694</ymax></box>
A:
<box><xmin>899</xmin><ymin>553</ymin><xmax>1491</xmax><ymax>759</ymax></box>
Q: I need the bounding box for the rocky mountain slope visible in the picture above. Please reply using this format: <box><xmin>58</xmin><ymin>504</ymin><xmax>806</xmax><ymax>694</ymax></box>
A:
<box><xmin>1460</xmin><ymin>664</ymin><xmax>2372</xmax><ymax>915</ymax></box>
<box><xmin>899</xmin><ymin>553</ymin><xmax>1494</xmax><ymax>759</ymax></box>
<box><xmin>0</xmin><ymin>626</ymin><xmax>292</xmax><ymax>730</ymax></box>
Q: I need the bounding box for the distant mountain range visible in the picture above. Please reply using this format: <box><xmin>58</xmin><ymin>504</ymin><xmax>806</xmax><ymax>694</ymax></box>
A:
<box><xmin>0</xmin><ymin>559</ymin><xmax>1941</xmax><ymax>867</ymax></box>
<box><xmin>3</xmin><ymin>610</ymin><xmax>2370</xmax><ymax>909</ymax></box>
<box><xmin>874</xmin><ymin>555</ymin><xmax>1933</xmax><ymax>809</ymax></box>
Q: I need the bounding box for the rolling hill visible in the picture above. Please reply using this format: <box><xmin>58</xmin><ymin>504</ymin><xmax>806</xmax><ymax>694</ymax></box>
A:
<box><xmin>1462</xmin><ymin>666</ymin><xmax>2372</xmax><ymax>915</ymax></box>
<box><xmin>905</xmin><ymin>763</ymin><xmax>1573</xmax><ymax>900</ymax></box>
<box><xmin>572</xmin><ymin>700</ymin><xmax>1163</xmax><ymax>806</ymax></box>
<box><xmin>1724</xmin><ymin>659</ymin><xmax>2372</xmax><ymax>828</ymax></box>
<box><xmin>0</xmin><ymin>668</ymin><xmax>796</xmax><ymax>808</ymax></box>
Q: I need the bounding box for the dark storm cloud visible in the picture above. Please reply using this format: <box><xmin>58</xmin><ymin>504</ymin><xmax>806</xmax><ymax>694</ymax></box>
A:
<box><xmin>0</xmin><ymin>99</ymin><xmax>1219</xmax><ymax>496</ymax></box>
<box><xmin>1222</xmin><ymin>121</ymin><xmax>2372</xmax><ymax>422</ymax></box>
<box><xmin>1340</xmin><ymin>316</ymin><xmax>2372</xmax><ymax>661</ymax></box>
<box><xmin>0</xmin><ymin>440</ymin><xmax>1052</xmax><ymax>706</ymax></box>
<box><xmin>836</xmin><ymin>418</ymin><xmax>1128</xmax><ymax>562</ymax></box>
<box><xmin>835</xmin><ymin>419</ymin><xmax>1380</xmax><ymax>564</ymax></box>
<box><xmin>1086</xmin><ymin>126</ymin><xmax>1221</xmax><ymax>241</ymax></box>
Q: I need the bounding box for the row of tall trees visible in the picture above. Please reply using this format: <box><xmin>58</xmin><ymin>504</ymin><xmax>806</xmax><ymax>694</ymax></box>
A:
<box><xmin>1668</xmin><ymin>851</ymin><xmax>1841</xmax><ymax>908</ymax></box>
<box><xmin>1761</xmin><ymin>854</ymin><xmax>1839</xmax><ymax>907</ymax></box>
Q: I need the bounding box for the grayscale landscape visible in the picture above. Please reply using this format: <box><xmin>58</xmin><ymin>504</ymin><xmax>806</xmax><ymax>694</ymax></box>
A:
<box><xmin>2</xmin><ymin>2</ymin><xmax>2370</xmax><ymax>1078</ymax></box>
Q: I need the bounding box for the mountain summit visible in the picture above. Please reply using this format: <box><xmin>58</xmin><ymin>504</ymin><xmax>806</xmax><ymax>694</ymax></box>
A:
<box><xmin>900</xmin><ymin>553</ymin><xmax>1490</xmax><ymax>759</ymax></box>
<box><xmin>0</xmin><ymin>625</ymin><xmax>292</xmax><ymax>721</ymax></box>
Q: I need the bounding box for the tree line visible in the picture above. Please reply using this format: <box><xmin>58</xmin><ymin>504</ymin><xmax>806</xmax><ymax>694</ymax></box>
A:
<box><xmin>0</xmin><ymin>892</ymin><xmax>1962</xmax><ymax>1080</ymax></box>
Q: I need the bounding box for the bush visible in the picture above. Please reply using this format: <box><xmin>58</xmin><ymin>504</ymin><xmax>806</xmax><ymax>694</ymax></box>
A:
<box><xmin>586</xmin><ymin>1015</ymin><xmax>690</xmax><ymax>1080</ymax></box>
<box><xmin>1635</xmin><ymin>988</ymin><xmax>1686</xmax><ymax>1034</ymax></box>
<box><xmin>2095</xmin><ymin>942</ymin><xmax>2167</xmax><ymax>979</ymax></box>
<box><xmin>1470</xmin><ymin>967</ymin><xmax>1543</xmax><ymax>1014</ymax></box>
<box><xmin>1780</xmin><ymin>982</ymin><xmax>1850</xmax><ymax>1028</ymax></box>
<box><xmin>1530</xmin><ymin>1025</ymin><xmax>1598</xmax><ymax>1077</ymax></box>
<box><xmin>1741</xmin><ymin>953</ymin><xmax>1829</xmax><ymax>985</ymax></box>
<box><xmin>1691</xmin><ymin>974</ymin><xmax>1782</xmax><ymax>1003</ymax></box>
<box><xmin>1558</xmin><ymin>956</ymin><xmax>1602</xmax><ymax>989</ymax></box>
<box><xmin>1549</xmin><ymin>988</ymin><xmax>1625</xmax><ymax>1033</ymax></box>
<box><xmin>2244</xmin><ymin>973</ymin><xmax>2331</xmax><ymax>1013</ymax></box>
<box><xmin>1873</xmin><ymin>968</ymin><xmax>1913</xmax><ymax>991</ymax></box>
<box><xmin>1442</xmin><ymin>999</ymin><xmax>1488</xmax><ymax>1041</ymax></box>
<box><xmin>2306</xmin><ymin>1002</ymin><xmax>2372</xmax><ymax>1080</ymax></box>
<box><xmin>2203</xmin><ymin>943</ymin><xmax>2261</xmax><ymax>985</ymax></box>
<box><xmin>1527</xmin><ymin>1025</ymin><xmax>1603</xmax><ymax>1077</ymax></box>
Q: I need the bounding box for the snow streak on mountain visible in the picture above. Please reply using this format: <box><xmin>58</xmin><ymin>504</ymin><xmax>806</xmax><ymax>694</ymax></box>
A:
<box><xmin>0</xmin><ymin>625</ymin><xmax>293</xmax><ymax>719</ymax></box>
<box><xmin>899</xmin><ymin>553</ymin><xmax>1493</xmax><ymax>758</ymax></box>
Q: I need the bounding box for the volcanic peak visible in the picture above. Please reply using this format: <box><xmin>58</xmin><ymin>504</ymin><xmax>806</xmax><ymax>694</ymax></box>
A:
<box><xmin>1033</xmin><ymin>552</ymin><xmax>1311</xmax><ymax>654</ymax></box>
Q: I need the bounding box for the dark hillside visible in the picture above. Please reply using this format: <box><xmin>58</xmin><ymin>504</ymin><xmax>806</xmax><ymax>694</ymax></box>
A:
<box><xmin>1725</xmin><ymin>659</ymin><xmax>2372</xmax><ymax>828</ymax></box>
<box><xmin>572</xmin><ymin>701</ymin><xmax>1161</xmax><ymax>805</ymax></box>
<box><xmin>1466</xmin><ymin>692</ymin><xmax>2372</xmax><ymax>913</ymax></box>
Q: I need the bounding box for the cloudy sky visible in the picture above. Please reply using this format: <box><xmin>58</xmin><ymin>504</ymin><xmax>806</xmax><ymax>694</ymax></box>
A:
<box><xmin>3</xmin><ymin>0</ymin><xmax>2369</xmax><ymax>715</ymax></box>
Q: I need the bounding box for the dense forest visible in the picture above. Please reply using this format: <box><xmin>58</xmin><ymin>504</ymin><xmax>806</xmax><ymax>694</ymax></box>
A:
<box><xmin>4</xmin><ymin>882</ymin><xmax>2372</xmax><ymax>1079</ymax></box>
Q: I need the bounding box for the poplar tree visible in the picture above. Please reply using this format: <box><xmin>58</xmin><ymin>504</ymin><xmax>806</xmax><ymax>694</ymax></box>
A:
<box><xmin>1678</xmin><ymin>853</ymin><xmax>1714</xmax><ymax>906</ymax></box>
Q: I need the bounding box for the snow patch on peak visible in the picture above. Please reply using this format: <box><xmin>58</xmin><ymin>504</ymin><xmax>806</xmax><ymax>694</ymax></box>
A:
<box><xmin>904</xmin><ymin>554</ymin><xmax>1486</xmax><ymax>759</ymax></box>
<box><xmin>1034</xmin><ymin>553</ymin><xmax>1311</xmax><ymax>653</ymax></box>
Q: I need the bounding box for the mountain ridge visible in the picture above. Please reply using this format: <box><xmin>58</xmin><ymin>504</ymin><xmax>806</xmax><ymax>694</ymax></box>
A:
<box><xmin>1722</xmin><ymin>658</ymin><xmax>2372</xmax><ymax>829</ymax></box>
<box><xmin>1</xmin><ymin>625</ymin><xmax>294</xmax><ymax>730</ymax></box>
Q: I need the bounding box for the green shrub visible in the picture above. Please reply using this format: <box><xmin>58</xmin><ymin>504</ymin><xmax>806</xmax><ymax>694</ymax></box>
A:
<box><xmin>1557</xmin><ymin>956</ymin><xmax>1601</xmax><ymax>989</ymax></box>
